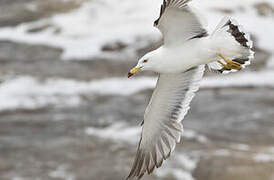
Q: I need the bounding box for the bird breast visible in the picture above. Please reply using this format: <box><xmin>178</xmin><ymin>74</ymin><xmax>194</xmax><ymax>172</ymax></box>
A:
<box><xmin>152</xmin><ymin>39</ymin><xmax>213</xmax><ymax>74</ymax></box>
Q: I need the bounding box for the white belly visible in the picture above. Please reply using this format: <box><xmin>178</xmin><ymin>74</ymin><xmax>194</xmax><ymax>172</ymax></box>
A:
<box><xmin>153</xmin><ymin>37</ymin><xmax>217</xmax><ymax>74</ymax></box>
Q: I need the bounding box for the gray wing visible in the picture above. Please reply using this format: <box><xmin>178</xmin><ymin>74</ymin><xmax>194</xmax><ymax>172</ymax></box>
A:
<box><xmin>127</xmin><ymin>65</ymin><xmax>205</xmax><ymax>179</ymax></box>
<box><xmin>154</xmin><ymin>0</ymin><xmax>207</xmax><ymax>46</ymax></box>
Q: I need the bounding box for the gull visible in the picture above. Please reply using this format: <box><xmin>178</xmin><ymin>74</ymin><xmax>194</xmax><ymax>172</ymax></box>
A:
<box><xmin>126</xmin><ymin>0</ymin><xmax>254</xmax><ymax>179</ymax></box>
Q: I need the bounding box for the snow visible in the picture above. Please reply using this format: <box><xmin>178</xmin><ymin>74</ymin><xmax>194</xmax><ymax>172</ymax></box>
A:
<box><xmin>0</xmin><ymin>0</ymin><xmax>273</xmax><ymax>62</ymax></box>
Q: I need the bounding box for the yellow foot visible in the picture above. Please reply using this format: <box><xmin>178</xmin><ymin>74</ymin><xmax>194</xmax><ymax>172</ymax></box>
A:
<box><xmin>218</xmin><ymin>53</ymin><xmax>242</xmax><ymax>70</ymax></box>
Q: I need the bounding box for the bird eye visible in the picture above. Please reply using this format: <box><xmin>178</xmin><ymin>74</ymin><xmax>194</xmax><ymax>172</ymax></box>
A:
<box><xmin>143</xmin><ymin>59</ymin><xmax>148</xmax><ymax>63</ymax></box>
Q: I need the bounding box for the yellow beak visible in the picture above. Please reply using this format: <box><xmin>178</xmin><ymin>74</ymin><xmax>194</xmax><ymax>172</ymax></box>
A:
<box><xmin>128</xmin><ymin>67</ymin><xmax>141</xmax><ymax>78</ymax></box>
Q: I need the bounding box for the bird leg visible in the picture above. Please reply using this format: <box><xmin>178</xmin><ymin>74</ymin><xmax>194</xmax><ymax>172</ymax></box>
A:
<box><xmin>218</xmin><ymin>53</ymin><xmax>242</xmax><ymax>70</ymax></box>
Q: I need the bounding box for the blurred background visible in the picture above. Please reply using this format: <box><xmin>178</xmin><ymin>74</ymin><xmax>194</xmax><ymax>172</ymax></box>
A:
<box><xmin>0</xmin><ymin>0</ymin><xmax>273</xmax><ymax>180</ymax></box>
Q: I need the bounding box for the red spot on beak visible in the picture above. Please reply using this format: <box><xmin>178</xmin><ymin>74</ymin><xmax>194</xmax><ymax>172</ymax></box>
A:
<box><xmin>128</xmin><ymin>72</ymin><xmax>134</xmax><ymax>78</ymax></box>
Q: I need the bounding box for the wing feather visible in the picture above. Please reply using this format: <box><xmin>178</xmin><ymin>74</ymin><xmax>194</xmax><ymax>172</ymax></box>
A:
<box><xmin>154</xmin><ymin>0</ymin><xmax>207</xmax><ymax>46</ymax></box>
<box><xmin>126</xmin><ymin>65</ymin><xmax>205</xmax><ymax>179</ymax></box>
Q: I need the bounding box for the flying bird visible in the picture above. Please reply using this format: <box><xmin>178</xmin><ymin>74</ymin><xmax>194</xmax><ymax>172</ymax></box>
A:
<box><xmin>127</xmin><ymin>0</ymin><xmax>254</xmax><ymax>179</ymax></box>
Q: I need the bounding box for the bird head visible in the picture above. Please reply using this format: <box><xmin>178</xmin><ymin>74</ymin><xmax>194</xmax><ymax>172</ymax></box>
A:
<box><xmin>128</xmin><ymin>53</ymin><xmax>153</xmax><ymax>78</ymax></box>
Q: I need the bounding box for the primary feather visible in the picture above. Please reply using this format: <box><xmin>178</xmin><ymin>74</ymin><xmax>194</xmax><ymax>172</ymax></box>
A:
<box><xmin>127</xmin><ymin>0</ymin><xmax>254</xmax><ymax>179</ymax></box>
<box><xmin>127</xmin><ymin>65</ymin><xmax>205</xmax><ymax>179</ymax></box>
<box><xmin>154</xmin><ymin>0</ymin><xmax>207</xmax><ymax>46</ymax></box>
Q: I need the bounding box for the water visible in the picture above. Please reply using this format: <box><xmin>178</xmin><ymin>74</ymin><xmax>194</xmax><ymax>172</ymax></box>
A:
<box><xmin>0</xmin><ymin>0</ymin><xmax>273</xmax><ymax>180</ymax></box>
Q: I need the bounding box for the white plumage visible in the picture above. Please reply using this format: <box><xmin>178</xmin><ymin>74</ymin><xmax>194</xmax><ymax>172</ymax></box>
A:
<box><xmin>127</xmin><ymin>0</ymin><xmax>254</xmax><ymax>179</ymax></box>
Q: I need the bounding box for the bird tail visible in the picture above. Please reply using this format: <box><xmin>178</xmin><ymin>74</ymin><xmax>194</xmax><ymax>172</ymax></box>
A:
<box><xmin>208</xmin><ymin>17</ymin><xmax>254</xmax><ymax>74</ymax></box>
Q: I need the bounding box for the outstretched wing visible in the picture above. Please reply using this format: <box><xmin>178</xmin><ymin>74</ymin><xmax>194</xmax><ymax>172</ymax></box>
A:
<box><xmin>154</xmin><ymin>0</ymin><xmax>207</xmax><ymax>46</ymax></box>
<box><xmin>127</xmin><ymin>65</ymin><xmax>205</xmax><ymax>179</ymax></box>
